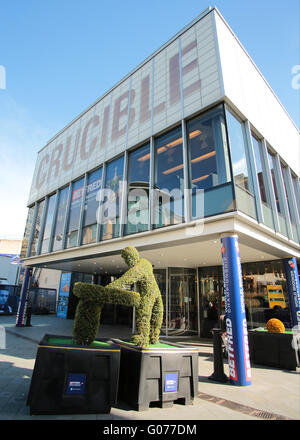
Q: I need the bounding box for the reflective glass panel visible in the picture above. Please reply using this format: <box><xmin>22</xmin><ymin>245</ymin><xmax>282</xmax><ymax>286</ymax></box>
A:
<box><xmin>226</xmin><ymin>110</ymin><xmax>251</xmax><ymax>192</ymax></box>
<box><xmin>30</xmin><ymin>200</ymin><xmax>45</xmax><ymax>256</ymax></box>
<box><xmin>52</xmin><ymin>186</ymin><xmax>69</xmax><ymax>251</ymax></box>
<box><xmin>154</xmin><ymin>125</ymin><xmax>184</xmax><ymax>228</ymax></box>
<box><xmin>252</xmin><ymin>134</ymin><xmax>268</xmax><ymax>204</ymax></box>
<box><xmin>125</xmin><ymin>143</ymin><xmax>150</xmax><ymax>235</ymax></box>
<box><xmin>101</xmin><ymin>156</ymin><xmax>124</xmax><ymax>240</ymax></box>
<box><xmin>187</xmin><ymin>105</ymin><xmax>230</xmax><ymax>190</ymax></box>
<box><xmin>268</xmin><ymin>152</ymin><xmax>281</xmax><ymax>213</ymax></box>
<box><xmin>20</xmin><ymin>206</ymin><xmax>35</xmax><ymax>259</ymax></box>
<box><xmin>66</xmin><ymin>178</ymin><xmax>84</xmax><ymax>248</ymax></box>
<box><xmin>41</xmin><ymin>194</ymin><xmax>57</xmax><ymax>254</ymax></box>
<box><xmin>82</xmin><ymin>168</ymin><xmax>102</xmax><ymax>245</ymax></box>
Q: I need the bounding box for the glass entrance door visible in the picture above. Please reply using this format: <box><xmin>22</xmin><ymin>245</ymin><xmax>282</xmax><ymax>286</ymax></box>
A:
<box><xmin>198</xmin><ymin>266</ymin><xmax>223</xmax><ymax>338</ymax></box>
<box><xmin>167</xmin><ymin>268</ymin><xmax>198</xmax><ymax>336</ymax></box>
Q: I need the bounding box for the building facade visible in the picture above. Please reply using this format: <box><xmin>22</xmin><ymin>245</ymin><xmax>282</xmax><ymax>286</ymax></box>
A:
<box><xmin>20</xmin><ymin>7</ymin><xmax>300</xmax><ymax>337</ymax></box>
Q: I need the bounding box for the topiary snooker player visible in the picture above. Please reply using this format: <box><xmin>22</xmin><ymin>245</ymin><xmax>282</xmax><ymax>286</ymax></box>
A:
<box><xmin>106</xmin><ymin>246</ymin><xmax>164</xmax><ymax>347</ymax></box>
<box><xmin>72</xmin><ymin>246</ymin><xmax>164</xmax><ymax>347</ymax></box>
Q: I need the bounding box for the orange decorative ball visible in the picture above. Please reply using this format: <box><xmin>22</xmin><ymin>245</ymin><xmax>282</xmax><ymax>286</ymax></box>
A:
<box><xmin>266</xmin><ymin>318</ymin><xmax>285</xmax><ymax>333</ymax></box>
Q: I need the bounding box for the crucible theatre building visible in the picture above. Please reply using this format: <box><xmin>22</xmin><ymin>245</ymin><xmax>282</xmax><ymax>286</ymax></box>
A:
<box><xmin>19</xmin><ymin>7</ymin><xmax>300</xmax><ymax>343</ymax></box>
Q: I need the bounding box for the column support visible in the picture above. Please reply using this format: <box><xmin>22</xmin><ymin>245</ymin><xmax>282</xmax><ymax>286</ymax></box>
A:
<box><xmin>220</xmin><ymin>233</ymin><xmax>252</xmax><ymax>386</ymax></box>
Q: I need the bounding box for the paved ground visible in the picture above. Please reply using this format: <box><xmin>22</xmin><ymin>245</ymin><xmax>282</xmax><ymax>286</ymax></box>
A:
<box><xmin>0</xmin><ymin>314</ymin><xmax>299</xmax><ymax>422</ymax></box>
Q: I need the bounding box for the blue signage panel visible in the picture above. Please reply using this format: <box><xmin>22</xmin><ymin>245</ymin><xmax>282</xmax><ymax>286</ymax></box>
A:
<box><xmin>221</xmin><ymin>235</ymin><xmax>251</xmax><ymax>386</ymax></box>
<box><xmin>56</xmin><ymin>272</ymin><xmax>72</xmax><ymax>319</ymax></box>
<box><xmin>284</xmin><ymin>258</ymin><xmax>300</xmax><ymax>327</ymax></box>
<box><xmin>16</xmin><ymin>267</ymin><xmax>32</xmax><ymax>327</ymax></box>
<box><xmin>164</xmin><ymin>373</ymin><xmax>178</xmax><ymax>392</ymax></box>
<box><xmin>66</xmin><ymin>373</ymin><xmax>86</xmax><ymax>395</ymax></box>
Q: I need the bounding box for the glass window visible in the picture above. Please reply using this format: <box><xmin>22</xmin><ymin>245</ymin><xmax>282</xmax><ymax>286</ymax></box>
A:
<box><xmin>187</xmin><ymin>105</ymin><xmax>230</xmax><ymax>190</ymax></box>
<box><xmin>268</xmin><ymin>151</ymin><xmax>281</xmax><ymax>214</ymax></box>
<box><xmin>40</xmin><ymin>194</ymin><xmax>57</xmax><ymax>254</ymax></box>
<box><xmin>81</xmin><ymin>168</ymin><xmax>103</xmax><ymax>245</ymax></box>
<box><xmin>292</xmin><ymin>175</ymin><xmax>300</xmax><ymax>221</ymax></box>
<box><xmin>125</xmin><ymin>143</ymin><xmax>150</xmax><ymax>235</ymax></box>
<box><xmin>30</xmin><ymin>200</ymin><xmax>45</xmax><ymax>256</ymax></box>
<box><xmin>153</xmin><ymin>125</ymin><xmax>184</xmax><ymax>228</ymax></box>
<box><xmin>20</xmin><ymin>206</ymin><xmax>35</xmax><ymax>259</ymax></box>
<box><xmin>101</xmin><ymin>156</ymin><xmax>124</xmax><ymax>240</ymax></box>
<box><xmin>226</xmin><ymin>110</ymin><xmax>251</xmax><ymax>192</ymax></box>
<box><xmin>280</xmin><ymin>163</ymin><xmax>293</xmax><ymax>220</ymax></box>
<box><xmin>252</xmin><ymin>134</ymin><xmax>268</xmax><ymax>204</ymax></box>
<box><xmin>66</xmin><ymin>178</ymin><xmax>84</xmax><ymax>248</ymax></box>
<box><xmin>52</xmin><ymin>186</ymin><xmax>69</xmax><ymax>251</ymax></box>
<box><xmin>187</xmin><ymin>105</ymin><xmax>232</xmax><ymax>218</ymax></box>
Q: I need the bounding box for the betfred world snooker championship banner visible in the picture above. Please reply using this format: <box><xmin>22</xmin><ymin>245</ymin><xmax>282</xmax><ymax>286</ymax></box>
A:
<box><xmin>221</xmin><ymin>235</ymin><xmax>251</xmax><ymax>386</ymax></box>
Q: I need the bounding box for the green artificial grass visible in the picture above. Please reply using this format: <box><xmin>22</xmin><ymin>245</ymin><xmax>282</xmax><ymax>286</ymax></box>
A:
<box><xmin>47</xmin><ymin>337</ymin><xmax>112</xmax><ymax>347</ymax></box>
<box><xmin>121</xmin><ymin>340</ymin><xmax>178</xmax><ymax>349</ymax></box>
<box><xmin>255</xmin><ymin>328</ymin><xmax>292</xmax><ymax>334</ymax></box>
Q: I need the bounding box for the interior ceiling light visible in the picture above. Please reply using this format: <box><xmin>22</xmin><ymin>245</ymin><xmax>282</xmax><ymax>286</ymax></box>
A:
<box><xmin>163</xmin><ymin>163</ymin><xmax>184</xmax><ymax>175</ymax></box>
<box><xmin>189</xmin><ymin>129</ymin><xmax>202</xmax><ymax>139</ymax></box>
<box><xmin>192</xmin><ymin>174</ymin><xmax>210</xmax><ymax>184</ymax></box>
<box><xmin>191</xmin><ymin>150</ymin><xmax>216</xmax><ymax>164</ymax></box>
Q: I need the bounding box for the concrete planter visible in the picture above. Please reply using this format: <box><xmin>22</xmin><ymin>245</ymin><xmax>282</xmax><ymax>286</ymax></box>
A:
<box><xmin>112</xmin><ymin>339</ymin><xmax>199</xmax><ymax>411</ymax></box>
<box><xmin>27</xmin><ymin>334</ymin><xmax>120</xmax><ymax>415</ymax></box>
<box><xmin>248</xmin><ymin>329</ymin><xmax>300</xmax><ymax>371</ymax></box>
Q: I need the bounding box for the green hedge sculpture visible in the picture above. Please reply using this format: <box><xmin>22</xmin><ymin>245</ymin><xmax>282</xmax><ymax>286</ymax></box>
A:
<box><xmin>72</xmin><ymin>246</ymin><xmax>164</xmax><ymax>347</ymax></box>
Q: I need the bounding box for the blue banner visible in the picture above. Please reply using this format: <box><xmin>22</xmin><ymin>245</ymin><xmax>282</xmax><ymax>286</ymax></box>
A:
<box><xmin>56</xmin><ymin>272</ymin><xmax>71</xmax><ymax>319</ymax></box>
<box><xmin>221</xmin><ymin>235</ymin><xmax>251</xmax><ymax>386</ymax></box>
<box><xmin>284</xmin><ymin>258</ymin><xmax>300</xmax><ymax>327</ymax></box>
<box><xmin>16</xmin><ymin>267</ymin><xmax>32</xmax><ymax>327</ymax></box>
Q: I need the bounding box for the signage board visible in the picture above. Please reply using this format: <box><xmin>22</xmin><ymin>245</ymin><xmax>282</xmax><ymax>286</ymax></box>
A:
<box><xmin>221</xmin><ymin>235</ymin><xmax>251</xmax><ymax>386</ymax></box>
<box><xmin>65</xmin><ymin>373</ymin><xmax>86</xmax><ymax>395</ymax></box>
<box><xmin>56</xmin><ymin>272</ymin><xmax>72</xmax><ymax>319</ymax></box>
<box><xmin>164</xmin><ymin>373</ymin><xmax>178</xmax><ymax>392</ymax></box>
<box><xmin>284</xmin><ymin>258</ymin><xmax>300</xmax><ymax>327</ymax></box>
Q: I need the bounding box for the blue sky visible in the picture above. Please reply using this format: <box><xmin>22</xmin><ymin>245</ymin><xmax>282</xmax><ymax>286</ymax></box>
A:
<box><xmin>0</xmin><ymin>0</ymin><xmax>299</xmax><ymax>240</ymax></box>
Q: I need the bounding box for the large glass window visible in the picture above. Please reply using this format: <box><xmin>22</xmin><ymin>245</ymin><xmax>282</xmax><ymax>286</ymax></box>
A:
<box><xmin>52</xmin><ymin>186</ymin><xmax>69</xmax><ymax>251</ymax></box>
<box><xmin>292</xmin><ymin>174</ymin><xmax>300</xmax><ymax>221</ymax></box>
<box><xmin>226</xmin><ymin>109</ymin><xmax>257</xmax><ymax>219</ymax></box>
<box><xmin>125</xmin><ymin>143</ymin><xmax>150</xmax><ymax>235</ymax></box>
<box><xmin>226</xmin><ymin>110</ymin><xmax>251</xmax><ymax>192</ymax></box>
<box><xmin>66</xmin><ymin>178</ymin><xmax>84</xmax><ymax>248</ymax></box>
<box><xmin>101</xmin><ymin>156</ymin><xmax>124</xmax><ymax>240</ymax></box>
<box><xmin>268</xmin><ymin>151</ymin><xmax>281</xmax><ymax>214</ymax></box>
<box><xmin>153</xmin><ymin>126</ymin><xmax>184</xmax><ymax>228</ymax></box>
<box><xmin>40</xmin><ymin>193</ymin><xmax>57</xmax><ymax>254</ymax></box>
<box><xmin>187</xmin><ymin>105</ymin><xmax>232</xmax><ymax>218</ymax></box>
<box><xmin>81</xmin><ymin>168</ymin><xmax>103</xmax><ymax>245</ymax></box>
<box><xmin>20</xmin><ymin>206</ymin><xmax>35</xmax><ymax>259</ymax></box>
<box><xmin>251</xmin><ymin>134</ymin><xmax>268</xmax><ymax>204</ymax></box>
<box><xmin>30</xmin><ymin>200</ymin><xmax>45</xmax><ymax>256</ymax></box>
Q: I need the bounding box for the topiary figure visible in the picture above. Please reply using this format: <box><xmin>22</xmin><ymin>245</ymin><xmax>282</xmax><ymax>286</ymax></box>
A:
<box><xmin>73</xmin><ymin>283</ymin><xmax>140</xmax><ymax>345</ymax></box>
<box><xmin>266</xmin><ymin>318</ymin><xmax>285</xmax><ymax>333</ymax></box>
<box><xmin>106</xmin><ymin>246</ymin><xmax>164</xmax><ymax>347</ymax></box>
<box><xmin>72</xmin><ymin>246</ymin><xmax>164</xmax><ymax>347</ymax></box>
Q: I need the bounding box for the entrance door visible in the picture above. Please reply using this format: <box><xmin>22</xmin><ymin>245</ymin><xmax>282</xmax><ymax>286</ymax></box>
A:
<box><xmin>168</xmin><ymin>269</ymin><xmax>197</xmax><ymax>336</ymax></box>
<box><xmin>198</xmin><ymin>267</ymin><xmax>223</xmax><ymax>338</ymax></box>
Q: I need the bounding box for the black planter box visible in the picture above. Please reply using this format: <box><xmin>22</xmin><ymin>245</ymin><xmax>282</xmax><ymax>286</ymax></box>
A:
<box><xmin>112</xmin><ymin>339</ymin><xmax>199</xmax><ymax>411</ymax></box>
<box><xmin>27</xmin><ymin>334</ymin><xmax>120</xmax><ymax>415</ymax></box>
<box><xmin>248</xmin><ymin>329</ymin><xmax>300</xmax><ymax>371</ymax></box>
